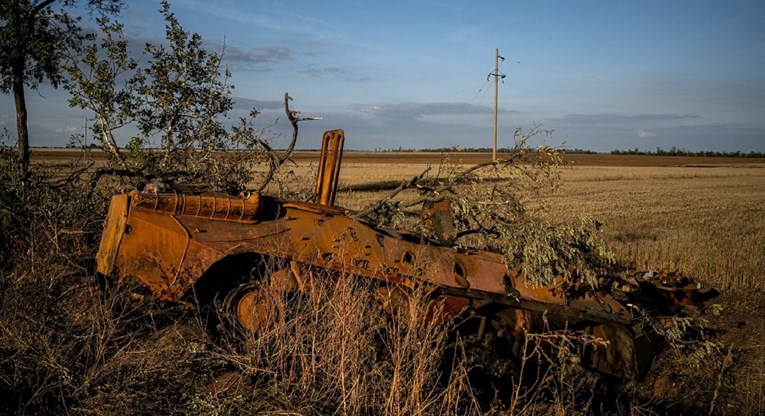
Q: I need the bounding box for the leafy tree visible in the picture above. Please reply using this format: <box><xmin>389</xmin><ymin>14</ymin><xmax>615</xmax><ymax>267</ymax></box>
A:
<box><xmin>65</xmin><ymin>1</ymin><xmax>272</xmax><ymax>192</ymax></box>
<box><xmin>64</xmin><ymin>14</ymin><xmax>134</xmax><ymax>169</ymax></box>
<box><xmin>0</xmin><ymin>0</ymin><xmax>122</xmax><ymax>176</ymax></box>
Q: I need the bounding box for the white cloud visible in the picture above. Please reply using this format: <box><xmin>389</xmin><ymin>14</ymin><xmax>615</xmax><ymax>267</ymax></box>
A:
<box><xmin>553</xmin><ymin>113</ymin><xmax>700</xmax><ymax>125</ymax></box>
<box><xmin>357</xmin><ymin>102</ymin><xmax>517</xmax><ymax>120</ymax></box>
<box><xmin>638</xmin><ymin>129</ymin><xmax>656</xmax><ymax>138</ymax></box>
<box><xmin>55</xmin><ymin>126</ymin><xmax>79</xmax><ymax>134</ymax></box>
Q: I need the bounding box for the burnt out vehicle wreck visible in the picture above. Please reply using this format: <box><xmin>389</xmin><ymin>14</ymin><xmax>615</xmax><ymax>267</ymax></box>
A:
<box><xmin>96</xmin><ymin>129</ymin><xmax>717</xmax><ymax>382</ymax></box>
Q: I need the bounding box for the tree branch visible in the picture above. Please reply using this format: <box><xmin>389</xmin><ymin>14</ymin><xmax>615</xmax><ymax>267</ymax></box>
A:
<box><xmin>352</xmin><ymin>166</ymin><xmax>431</xmax><ymax>220</ymax></box>
<box><xmin>31</xmin><ymin>0</ymin><xmax>57</xmax><ymax>18</ymax></box>
<box><xmin>353</xmin><ymin>150</ymin><xmax>527</xmax><ymax>223</ymax></box>
<box><xmin>255</xmin><ymin>92</ymin><xmax>303</xmax><ymax>193</ymax></box>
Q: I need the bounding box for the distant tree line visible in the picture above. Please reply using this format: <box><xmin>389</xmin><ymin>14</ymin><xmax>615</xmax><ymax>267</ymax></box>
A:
<box><xmin>610</xmin><ymin>147</ymin><xmax>764</xmax><ymax>158</ymax></box>
<box><xmin>369</xmin><ymin>147</ymin><xmax>598</xmax><ymax>153</ymax></box>
<box><xmin>365</xmin><ymin>146</ymin><xmax>764</xmax><ymax>157</ymax></box>
<box><xmin>49</xmin><ymin>144</ymin><xmax>764</xmax><ymax>158</ymax></box>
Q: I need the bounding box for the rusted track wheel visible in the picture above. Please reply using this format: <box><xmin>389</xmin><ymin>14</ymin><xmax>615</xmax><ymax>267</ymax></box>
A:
<box><xmin>231</xmin><ymin>263</ymin><xmax>301</xmax><ymax>332</ymax></box>
<box><xmin>235</xmin><ymin>289</ymin><xmax>273</xmax><ymax>333</ymax></box>
<box><xmin>193</xmin><ymin>254</ymin><xmax>302</xmax><ymax>335</ymax></box>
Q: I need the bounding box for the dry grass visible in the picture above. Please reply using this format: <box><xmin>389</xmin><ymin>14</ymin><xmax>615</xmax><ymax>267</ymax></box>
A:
<box><xmin>529</xmin><ymin>166</ymin><xmax>765</xmax><ymax>291</ymax></box>
<box><xmin>323</xmin><ymin>160</ymin><xmax>765</xmax><ymax>415</ymax></box>
<box><xmin>204</xmin><ymin>266</ymin><xmax>478</xmax><ymax>415</ymax></box>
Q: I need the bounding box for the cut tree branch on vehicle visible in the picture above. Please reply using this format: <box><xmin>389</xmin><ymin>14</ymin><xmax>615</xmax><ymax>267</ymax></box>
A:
<box><xmin>351</xmin><ymin>125</ymin><xmax>613</xmax><ymax>288</ymax></box>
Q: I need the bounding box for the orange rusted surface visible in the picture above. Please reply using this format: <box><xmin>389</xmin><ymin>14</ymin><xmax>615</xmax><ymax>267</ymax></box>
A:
<box><xmin>132</xmin><ymin>191</ymin><xmax>263</xmax><ymax>223</ymax></box>
<box><xmin>237</xmin><ymin>291</ymin><xmax>272</xmax><ymax>333</ymax></box>
<box><xmin>95</xmin><ymin>193</ymin><xmax>129</xmax><ymax>276</ymax></box>
<box><xmin>421</xmin><ymin>199</ymin><xmax>456</xmax><ymax>245</ymax></box>
<box><xmin>96</xmin><ymin>129</ymin><xmax>716</xmax><ymax>380</ymax></box>
<box><xmin>98</xmin><ymin>188</ymin><xmax>646</xmax><ymax>376</ymax></box>
<box><xmin>314</xmin><ymin>129</ymin><xmax>344</xmax><ymax>206</ymax></box>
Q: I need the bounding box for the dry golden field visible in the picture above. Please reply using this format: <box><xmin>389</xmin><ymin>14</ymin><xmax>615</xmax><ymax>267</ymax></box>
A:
<box><xmin>530</xmin><ymin>166</ymin><xmax>765</xmax><ymax>291</ymax></box>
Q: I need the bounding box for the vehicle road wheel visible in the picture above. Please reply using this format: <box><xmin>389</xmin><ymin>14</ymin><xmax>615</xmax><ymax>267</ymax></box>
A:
<box><xmin>231</xmin><ymin>264</ymin><xmax>299</xmax><ymax>332</ymax></box>
<box><xmin>235</xmin><ymin>289</ymin><xmax>273</xmax><ymax>332</ymax></box>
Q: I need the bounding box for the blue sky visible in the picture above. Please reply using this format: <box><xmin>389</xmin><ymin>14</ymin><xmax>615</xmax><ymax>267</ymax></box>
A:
<box><xmin>2</xmin><ymin>0</ymin><xmax>764</xmax><ymax>151</ymax></box>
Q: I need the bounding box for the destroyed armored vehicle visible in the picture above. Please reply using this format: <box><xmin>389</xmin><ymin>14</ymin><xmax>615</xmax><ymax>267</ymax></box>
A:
<box><xmin>96</xmin><ymin>130</ymin><xmax>716</xmax><ymax>380</ymax></box>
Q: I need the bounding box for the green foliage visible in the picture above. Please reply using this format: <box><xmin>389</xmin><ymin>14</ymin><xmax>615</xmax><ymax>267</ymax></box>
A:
<box><xmin>499</xmin><ymin>216</ymin><xmax>614</xmax><ymax>288</ymax></box>
<box><xmin>65</xmin><ymin>15</ymin><xmax>137</xmax><ymax>169</ymax></box>
<box><xmin>65</xmin><ymin>1</ymin><xmax>268</xmax><ymax>191</ymax></box>
<box><xmin>0</xmin><ymin>0</ymin><xmax>122</xmax><ymax>173</ymax></box>
<box><xmin>356</xmin><ymin>126</ymin><xmax>615</xmax><ymax>288</ymax></box>
<box><xmin>0</xmin><ymin>0</ymin><xmax>99</xmax><ymax>91</ymax></box>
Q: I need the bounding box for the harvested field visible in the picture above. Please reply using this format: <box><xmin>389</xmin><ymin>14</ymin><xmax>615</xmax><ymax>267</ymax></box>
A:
<box><xmin>313</xmin><ymin>160</ymin><xmax>765</xmax><ymax>293</ymax></box>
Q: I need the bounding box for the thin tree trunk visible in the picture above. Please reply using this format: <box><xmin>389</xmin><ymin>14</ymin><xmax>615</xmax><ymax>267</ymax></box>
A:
<box><xmin>12</xmin><ymin>63</ymin><xmax>30</xmax><ymax>178</ymax></box>
<box><xmin>97</xmin><ymin>115</ymin><xmax>128</xmax><ymax>170</ymax></box>
<box><xmin>10</xmin><ymin>0</ymin><xmax>30</xmax><ymax>178</ymax></box>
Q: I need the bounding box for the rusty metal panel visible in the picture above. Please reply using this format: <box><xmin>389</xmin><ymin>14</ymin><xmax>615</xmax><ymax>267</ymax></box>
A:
<box><xmin>132</xmin><ymin>191</ymin><xmax>262</xmax><ymax>223</ymax></box>
<box><xmin>422</xmin><ymin>199</ymin><xmax>455</xmax><ymax>245</ymax></box>
<box><xmin>314</xmin><ymin>129</ymin><xmax>344</xmax><ymax>206</ymax></box>
<box><xmin>96</xmin><ymin>193</ymin><xmax>130</xmax><ymax>276</ymax></box>
<box><xmin>114</xmin><ymin>208</ymin><xmax>192</xmax><ymax>299</ymax></box>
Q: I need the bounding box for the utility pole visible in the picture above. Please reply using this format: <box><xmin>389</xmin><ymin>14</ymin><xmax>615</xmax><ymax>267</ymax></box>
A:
<box><xmin>492</xmin><ymin>48</ymin><xmax>499</xmax><ymax>161</ymax></box>
<box><xmin>488</xmin><ymin>49</ymin><xmax>505</xmax><ymax>161</ymax></box>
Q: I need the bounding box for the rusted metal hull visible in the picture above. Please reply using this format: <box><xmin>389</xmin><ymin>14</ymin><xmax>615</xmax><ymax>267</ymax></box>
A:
<box><xmin>97</xmin><ymin>189</ymin><xmax>654</xmax><ymax>378</ymax></box>
<box><xmin>100</xmin><ymin>191</ymin><xmax>629</xmax><ymax>314</ymax></box>
<box><xmin>95</xmin><ymin>129</ymin><xmax>715</xmax><ymax>382</ymax></box>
